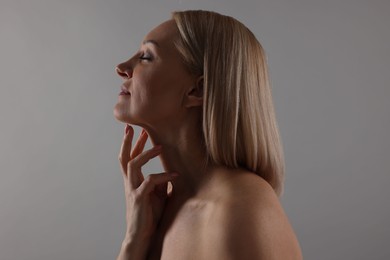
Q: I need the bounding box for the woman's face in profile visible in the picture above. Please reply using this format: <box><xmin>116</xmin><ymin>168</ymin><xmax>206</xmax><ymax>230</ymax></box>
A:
<box><xmin>114</xmin><ymin>19</ymin><xmax>195</xmax><ymax>127</ymax></box>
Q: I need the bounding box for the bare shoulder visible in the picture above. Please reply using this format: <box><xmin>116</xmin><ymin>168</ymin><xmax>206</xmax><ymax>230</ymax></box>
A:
<box><xmin>206</xmin><ymin>169</ymin><xmax>303</xmax><ymax>260</ymax></box>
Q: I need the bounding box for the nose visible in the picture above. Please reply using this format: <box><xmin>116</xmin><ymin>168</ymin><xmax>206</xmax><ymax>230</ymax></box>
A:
<box><xmin>115</xmin><ymin>63</ymin><xmax>132</xmax><ymax>79</ymax></box>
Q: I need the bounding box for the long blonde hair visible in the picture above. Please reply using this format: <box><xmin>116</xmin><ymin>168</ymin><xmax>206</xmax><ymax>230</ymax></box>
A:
<box><xmin>172</xmin><ymin>10</ymin><xmax>285</xmax><ymax>197</ymax></box>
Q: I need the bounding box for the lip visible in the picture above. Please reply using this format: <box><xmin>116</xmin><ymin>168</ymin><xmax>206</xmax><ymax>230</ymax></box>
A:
<box><xmin>119</xmin><ymin>85</ymin><xmax>131</xmax><ymax>96</ymax></box>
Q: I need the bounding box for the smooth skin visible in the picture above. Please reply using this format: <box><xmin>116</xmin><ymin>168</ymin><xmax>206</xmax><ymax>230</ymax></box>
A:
<box><xmin>116</xmin><ymin>124</ymin><xmax>178</xmax><ymax>260</ymax></box>
<box><xmin>115</xmin><ymin>19</ymin><xmax>302</xmax><ymax>259</ymax></box>
<box><xmin>119</xmin><ymin>125</ymin><xmax>178</xmax><ymax>241</ymax></box>
<box><xmin>117</xmin><ymin>123</ymin><xmax>302</xmax><ymax>260</ymax></box>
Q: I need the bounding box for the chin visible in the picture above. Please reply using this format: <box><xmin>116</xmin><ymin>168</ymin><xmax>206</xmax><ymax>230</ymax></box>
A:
<box><xmin>113</xmin><ymin>106</ymin><xmax>131</xmax><ymax>123</ymax></box>
<box><xmin>113</xmin><ymin>107</ymin><xmax>146</xmax><ymax>127</ymax></box>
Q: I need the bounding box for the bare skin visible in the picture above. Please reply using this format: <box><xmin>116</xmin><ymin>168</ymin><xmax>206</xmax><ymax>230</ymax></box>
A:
<box><xmin>115</xmin><ymin>19</ymin><xmax>302</xmax><ymax>259</ymax></box>
<box><xmin>114</xmin><ymin>19</ymin><xmax>214</xmax><ymax>202</ymax></box>
<box><xmin>145</xmin><ymin>162</ymin><xmax>302</xmax><ymax>259</ymax></box>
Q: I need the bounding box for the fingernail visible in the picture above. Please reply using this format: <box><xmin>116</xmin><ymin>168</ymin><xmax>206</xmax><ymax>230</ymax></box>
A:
<box><xmin>125</xmin><ymin>125</ymin><xmax>130</xmax><ymax>134</ymax></box>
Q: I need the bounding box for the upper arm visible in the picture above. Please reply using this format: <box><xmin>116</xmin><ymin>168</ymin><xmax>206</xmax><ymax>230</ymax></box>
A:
<box><xmin>213</xmin><ymin>174</ymin><xmax>302</xmax><ymax>260</ymax></box>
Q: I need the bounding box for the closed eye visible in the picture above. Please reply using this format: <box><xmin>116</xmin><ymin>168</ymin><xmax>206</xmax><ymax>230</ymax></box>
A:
<box><xmin>139</xmin><ymin>53</ymin><xmax>152</xmax><ymax>61</ymax></box>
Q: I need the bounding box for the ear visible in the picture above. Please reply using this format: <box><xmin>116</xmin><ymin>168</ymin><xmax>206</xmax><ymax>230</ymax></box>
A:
<box><xmin>185</xmin><ymin>75</ymin><xmax>204</xmax><ymax>108</ymax></box>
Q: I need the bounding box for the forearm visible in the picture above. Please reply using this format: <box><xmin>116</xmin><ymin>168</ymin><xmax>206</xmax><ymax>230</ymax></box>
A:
<box><xmin>116</xmin><ymin>236</ymin><xmax>150</xmax><ymax>260</ymax></box>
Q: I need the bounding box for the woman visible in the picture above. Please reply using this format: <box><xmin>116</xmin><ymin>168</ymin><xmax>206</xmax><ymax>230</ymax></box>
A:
<box><xmin>114</xmin><ymin>10</ymin><xmax>302</xmax><ymax>260</ymax></box>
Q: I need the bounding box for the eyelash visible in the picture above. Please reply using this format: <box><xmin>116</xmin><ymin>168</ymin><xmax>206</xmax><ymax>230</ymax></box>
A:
<box><xmin>139</xmin><ymin>53</ymin><xmax>152</xmax><ymax>61</ymax></box>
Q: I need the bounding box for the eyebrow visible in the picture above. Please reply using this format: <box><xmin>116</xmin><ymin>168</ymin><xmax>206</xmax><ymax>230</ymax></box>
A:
<box><xmin>142</xmin><ymin>39</ymin><xmax>160</xmax><ymax>48</ymax></box>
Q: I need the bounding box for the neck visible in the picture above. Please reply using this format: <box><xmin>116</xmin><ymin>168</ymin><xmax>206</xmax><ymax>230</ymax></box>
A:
<box><xmin>142</xmin><ymin>117</ymin><xmax>218</xmax><ymax>202</ymax></box>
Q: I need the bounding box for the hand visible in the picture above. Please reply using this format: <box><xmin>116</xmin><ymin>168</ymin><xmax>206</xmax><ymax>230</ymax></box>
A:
<box><xmin>118</xmin><ymin>124</ymin><xmax>179</xmax><ymax>242</ymax></box>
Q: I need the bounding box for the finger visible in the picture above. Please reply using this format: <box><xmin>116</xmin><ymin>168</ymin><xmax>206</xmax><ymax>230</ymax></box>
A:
<box><xmin>128</xmin><ymin>147</ymin><xmax>163</xmax><ymax>189</ymax></box>
<box><xmin>119</xmin><ymin>124</ymin><xmax>134</xmax><ymax>177</ymax></box>
<box><xmin>130</xmin><ymin>146</ymin><xmax>163</xmax><ymax>172</ymax></box>
<box><xmin>128</xmin><ymin>129</ymin><xmax>148</xmax><ymax>186</ymax></box>
<box><xmin>128</xmin><ymin>162</ymin><xmax>143</xmax><ymax>189</ymax></box>
<box><xmin>167</xmin><ymin>182</ymin><xmax>174</xmax><ymax>197</ymax></box>
<box><xmin>138</xmin><ymin>173</ymin><xmax>179</xmax><ymax>195</ymax></box>
<box><xmin>155</xmin><ymin>182</ymin><xmax>168</xmax><ymax>198</ymax></box>
<box><xmin>130</xmin><ymin>129</ymin><xmax>148</xmax><ymax>160</ymax></box>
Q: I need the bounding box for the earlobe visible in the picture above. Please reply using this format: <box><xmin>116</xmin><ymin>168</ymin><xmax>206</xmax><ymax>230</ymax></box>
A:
<box><xmin>185</xmin><ymin>87</ymin><xmax>203</xmax><ymax>108</ymax></box>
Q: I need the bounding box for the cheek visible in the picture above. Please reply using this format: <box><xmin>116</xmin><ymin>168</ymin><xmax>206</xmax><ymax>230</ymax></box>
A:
<box><xmin>130</xmin><ymin>75</ymin><xmax>165</xmax><ymax>112</ymax></box>
<box><xmin>135</xmin><ymin>69</ymin><xmax>164</xmax><ymax>92</ymax></box>
<box><xmin>133</xmin><ymin>67</ymin><xmax>184</xmax><ymax>113</ymax></box>
<box><xmin>138</xmin><ymin>70</ymin><xmax>173</xmax><ymax>99</ymax></box>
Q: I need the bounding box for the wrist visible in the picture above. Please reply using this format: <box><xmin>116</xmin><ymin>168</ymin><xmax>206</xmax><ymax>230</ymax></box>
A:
<box><xmin>120</xmin><ymin>235</ymin><xmax>151</xmax><ymax>260</ymax></box>
<box><xmin>125</xmin><ymin>230</ymin><xmax>153</xmax><ymax>245</ymax></box>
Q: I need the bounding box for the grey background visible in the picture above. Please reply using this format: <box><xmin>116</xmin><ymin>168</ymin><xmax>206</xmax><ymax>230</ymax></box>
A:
<box><xmin>1</xmin><ymin>0</ymin><xmax>389</xmax><ymax>259</ymax></box>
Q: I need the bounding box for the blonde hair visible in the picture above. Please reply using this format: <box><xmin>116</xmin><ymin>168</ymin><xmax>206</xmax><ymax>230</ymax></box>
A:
<box><xmin>171</xmin><ymin>10</ymin><xmax>285</xmax><ymax>197</ymax></box>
